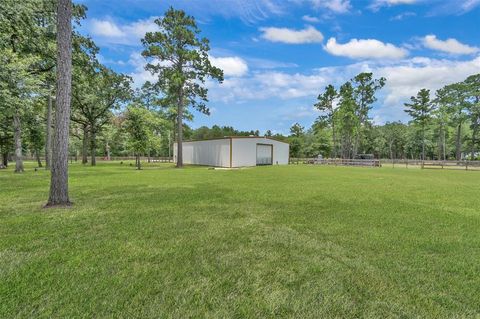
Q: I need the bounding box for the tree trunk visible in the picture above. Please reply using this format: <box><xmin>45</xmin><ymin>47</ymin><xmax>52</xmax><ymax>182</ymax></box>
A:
<box><xmin>2</xmin><ymin>152</ymin><xmax>8</xmax><ymax>167</ymax></box>
<box><xmin>443</xmin><ymin>129</ymin><xmax>446</xmax><ymax>161</ymax></box>
<box><xmin>47</xmin><ymin>0</ymin><xmax>72</xmax><ymax>207</ymax></box>
<box><xmin>13</xmin><ymin>110</ymin><xmax>24</xmax><ymax>173</ymax></box>
<box><xmin>136</xmin><ymin>154</ymin><xmax>141</xmax><ymax>170</ymax></box>
<box><xmin>471</xmin><ymin>127</ymin><xmax>478</xmax><ymax>160</ymax></box>
<box><xmin>332</xmin><ymin>121</ymin><xmax>337</xmax><ymax>159</ymax></box>
<box><xmin>106</xmin><ymin>141</ymin><xmax>110</xmax><ymax>161</ymax></box>
<box><xmin>421</xmin><ymin>125</ymin><xmax>425</xmax><ymax>168</ymax></box>
<box><xmin>82</xmin><ymin>125</ymin><xmax>88</xmax><ymax>164</ymax></box>
<box><xmin>36</xmin><ymin>149</ymin><xmax>43</xmax><ymax>167</ymax></box>
<box><xmin>176</xmin><ymin>91</ymin><xmax>184</xmax><ymax>168</ymax></box>
<box><xmin>389</xmin><ymin>142</ymin><xmax>394</xmax><ymax>167</ymax></box>
<box><xmin>90</xmin><ymin>129</ymin><xmax>96</xmax><ymax>166</ymax></box>
<box><xmin>45</xmin><ymin>92</ymin><xmax>53</xmax><ymax>169</ymax></box>
<box><xmin>455</xmin><ymin>123</ymin><xmax>462</xmax><ymax>161</ymax></box>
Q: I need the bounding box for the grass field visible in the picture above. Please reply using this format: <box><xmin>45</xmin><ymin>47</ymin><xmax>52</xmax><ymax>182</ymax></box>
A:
<box><xmin>1</xmin><ymin>162</ymin><xmax>479</xmax><ymax>318</ymax></box>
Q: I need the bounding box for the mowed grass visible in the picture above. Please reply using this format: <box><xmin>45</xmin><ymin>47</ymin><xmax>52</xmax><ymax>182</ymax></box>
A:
<box><xmin>1</xmin><ymin>162</ymin><xmax>479</xmax><ymax>318</ymax></box>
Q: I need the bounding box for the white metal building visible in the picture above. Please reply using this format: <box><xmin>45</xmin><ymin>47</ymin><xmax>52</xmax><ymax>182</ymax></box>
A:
<box><xmin>173</xmin><ymin>137</ymin><xmax>289</xmax><ymax>167</ymax></box>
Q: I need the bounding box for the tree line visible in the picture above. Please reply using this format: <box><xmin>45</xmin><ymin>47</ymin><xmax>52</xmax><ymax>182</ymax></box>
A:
<box><xmin>288</xmin><ymin>73</ymin><xmax>480</xmax><ymax>161</ymax></box>
<box><xmin>1</xmin><ymin>2</ymin><xmax>479</xmax><ymax>205</ymax></box>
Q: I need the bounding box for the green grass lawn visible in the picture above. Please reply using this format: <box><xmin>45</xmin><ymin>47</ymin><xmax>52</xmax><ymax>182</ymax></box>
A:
<box><xmin>1</xmin><ymin>162</ymin><xmax>479</xmax><ymax>318</ymax></box>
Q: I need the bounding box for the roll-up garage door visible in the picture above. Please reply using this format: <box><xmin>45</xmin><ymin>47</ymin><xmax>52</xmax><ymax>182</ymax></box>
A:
<box><xmin>256</xmin><ymin>144</ymin><xmax>273</xmax><ymax>165</ymax></box>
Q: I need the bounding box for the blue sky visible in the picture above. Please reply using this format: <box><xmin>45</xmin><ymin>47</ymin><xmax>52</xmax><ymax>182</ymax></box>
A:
<box><xmin>77</xmin><ymin>0</ymin><xmax>480</xmax><ymax>134</ymax></box>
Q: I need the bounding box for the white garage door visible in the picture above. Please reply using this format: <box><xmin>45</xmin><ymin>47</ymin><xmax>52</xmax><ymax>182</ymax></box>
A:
<box><xmin>256</xmin><ymin>144</ymin><xmax>273</xmax><ymax>165</ymax></box>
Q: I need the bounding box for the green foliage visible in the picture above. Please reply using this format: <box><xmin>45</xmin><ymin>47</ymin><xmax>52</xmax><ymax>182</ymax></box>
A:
<box><xmin>141</xmin><ymin>7</ymin><xmax>223</xmax><ymax>115</ymax></box>
<box><xmin>124</xmin><ymin>105</ymin><xmax>165</xmax><ymax>168</ymax></box>
<box><xmin>289</xmin><ymin>123</ymin><xmax>304</xmax><ymax>138</ymax></box>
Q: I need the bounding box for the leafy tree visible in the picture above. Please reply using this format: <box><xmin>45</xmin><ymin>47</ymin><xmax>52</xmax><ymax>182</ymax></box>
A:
<box><xmin>432</xmin><ymin>92</ymin><xmax>451</xmax><ymax>160</ymax></box>
<box><xmin>351</xmin><ymin>72</ymin><xmax>386</xmax><ymax>156</ymax></box>
<box><xmin>289</xmin><ymin>123</ymin><xmax>305</xmax><ymax>137</ymax></box>
<box><xmin>124</xmin><ymin>105</ymin><xmax>161</xmax><ymax>169</ymax></box>
<box><xmin>404</xmin><ymin>89</ymin><xmax>435</xmax><ymax>163</ymax></box>
<box><xmin>25</xmin><ymin>103</ymin><xmax>45</xmax><ymax>167</ymax></box>
<box><xmin>436</xmin><ymin>83</ymin><xmax>469</xmax><ymax>160</ymax></box>
<box><xmin>464</xmin><ymin>74</ymin><xmax>480</xmax><ymax>159</ymax></box>
<box><xmin>141</xmin><ymin>7</ymin><xmax>223</xmax><ymax>167</ymax></box>
<box><xmin>383</xmin><ymin>122</ymin><xmax>407</xmax><ymax>161</ymax></box>
<box><xmin>336</xmin><ymin>82</ymin><xmax>359</xmax><ymax>159</ymax></box>
<box><xmin>315</xmin><ymin>84</ymin><xmax>338</xmax><ymax>158</ymax></box>
<box><xmin>0</xmin><ymin>104</ymin><xmax>13</xmax><ymax>168</ymax></box>
<box><xmin>72</xmin><ymin>66</ymin><xmax>132</xmax><ymax>166</ymax></box>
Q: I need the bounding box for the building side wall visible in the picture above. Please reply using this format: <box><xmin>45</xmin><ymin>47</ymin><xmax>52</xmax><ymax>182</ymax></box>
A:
<box><xmin>174</xmin><ymin>139</ymin><xmax>230</xmax><ymax>167</ymax></box>
<box><xmin>231</xmin><ymin>138</ymin><xmax>289</xmax><ymax>167</ymax></box>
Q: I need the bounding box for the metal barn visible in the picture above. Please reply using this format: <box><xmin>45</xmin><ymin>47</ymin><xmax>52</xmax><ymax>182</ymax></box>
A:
<box><xmin>173</xmin><ymin>136</ymin><xmax>289</xmax><ymax>167</ymax></box>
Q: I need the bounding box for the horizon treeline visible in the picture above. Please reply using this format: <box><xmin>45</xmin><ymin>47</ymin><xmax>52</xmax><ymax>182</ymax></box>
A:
<box><xmin>1</xmin><ymin>2</ymin><xmax>479</xmax><ymax>170</ymax></box>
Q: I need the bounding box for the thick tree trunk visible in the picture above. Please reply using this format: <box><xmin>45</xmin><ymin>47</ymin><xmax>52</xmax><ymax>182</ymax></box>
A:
<box><xmin>2</xmin><ymin>152</ymin><xmax>8</xmax><ymax>167</ymax></box>
<box><xmin>47</xmin><ymin>0</ymin><xmax>72</xmax><ymax>207</ymax></box>
<box><xmin>82</xmin><ymin>125</ymin><xmax>88</xmax><ymax>164</ymax></box>
<box><xmin>13</xmin><ymin>111</ymin><xmax>24</xmax><ymax>173</ymax></box>
<box><xmin>176</xmin><ymin>92</ymin><xmax>183</xmax><ymax>168</ymax></box>
<box><xmin>45</xmin><ymin>92</ymin><xmax>53</xmax><ymax>169</ymax></box>
<box><xmin>90</xmin><ymin>130</ymin><xmax>96</xmax><ymax>166</ymax></box>
<box><xmin>455</xmin><ymin>123</ymin><xmax>462</xmax><ymax>161</ymax></box>
<box><xmin>36</xmin><ymin>149</ymin><xmax>43</xmax><ymax>167</ymax></box>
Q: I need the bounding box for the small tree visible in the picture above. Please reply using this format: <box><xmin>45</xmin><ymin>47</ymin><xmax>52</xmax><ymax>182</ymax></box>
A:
<box><xmin>124</xmin><ymin>106</ymin><xmax>159</xmax><ymax>170</ymax></box>
<box><xmin>289</xmin><ymin>123</ymin><xmax>305</xmax><ymax>137</ymax></box>
<box><xmin>142</xmin><ymin>7</ymin><xmax>223</xmax><ymax>168</ymax></box>
<box><xmin>315</xmin><ymin>84</ymin><xmax>337</xmax><ymax>158</ymax></box>
<box><xmin>404</xmin><ymin>89</ymin><xmax>434</xmax><ymax>166</ymax></box>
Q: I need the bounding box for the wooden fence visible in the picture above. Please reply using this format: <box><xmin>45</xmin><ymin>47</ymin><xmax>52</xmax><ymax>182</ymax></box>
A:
<box><xmin>290</xmin><ymin>158</ymin><xmax>381</xmax><ymax>167</ymax></box>
<box><xmin>290</xmin><ymin>158</ymin><xmax>480</xmax><ymax>170</ymax></box>
<box><xmin>380</xmin><ymin>159</ymin><xmax>480</xmax><ymax>170</ymax></box>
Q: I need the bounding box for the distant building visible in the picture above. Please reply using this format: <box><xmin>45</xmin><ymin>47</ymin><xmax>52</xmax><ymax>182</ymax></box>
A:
<box><xmin>174</xmin><ymin>136</ymin><xmax>289</xmax><ymax>167</ymax></box>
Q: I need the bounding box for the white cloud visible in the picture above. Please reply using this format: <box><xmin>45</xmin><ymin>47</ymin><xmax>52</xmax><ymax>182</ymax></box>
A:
<box><xmin>422</xmin><ymin>35</ymin><xmax>479</xmax><ymax>55</ymax></box>
<box><xmin>90</xmin><ymin>19</ymin><xmax>125</xmax><ymax>37</ymax></box>
<box><xmin>260</xmin><ymin>26</ymin><xmax>324</xmax><ymax>44</ymax></box>
<box><xmin>302</xmin><ymin>15</ymin><xmax>321</xmax><ymax>23</ymax></box>
<box><xmin>206</xmin><ymin>54</ymin><xmax>480</xmax><ymax>123</ymax></box>
<box><xmin>324</xmin><ymin>38</ymin><xmax>409</xmax><ymax>60</ymax></box>
<box><xmin>128</xmin><ymin>52</ymin><xmax>156</xmax><ymax>86</ymax></box>
<box><xmin>87</xmin><ymin>17</ymin><xmax>158</xmax><ymax>45</ymax></box>
<box><xmin>428</xmin><ymin>0</ymin><xmax>480</xmax><ymax>15</ymax></box>
<box><xmin>390</xmin><ymin>11</ymin><xmax>416</xmax><ymax>21</ymax></box>
<box><xmin>128</xmin><ymin>52</ymin><xmax>249</xmax><ymax>87</ymax></box>
<box><xmin>208</xmin><ymin>71</ymin><xmax>329</xmax><ymax>102</ymax></box>
<box><xmin>209</xmin><ymin>56</ymin><xmax>249</xmax><ymax>77</ymax></box>
<box><xmin>370</xmin><ymin>0</ymin><xmax>417</xmax><ymax>10</ymax></box>
<box><xmin>308</xmin><ymin>0</ymin><xmax>352</xmax><ymax>13</ymax></box>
